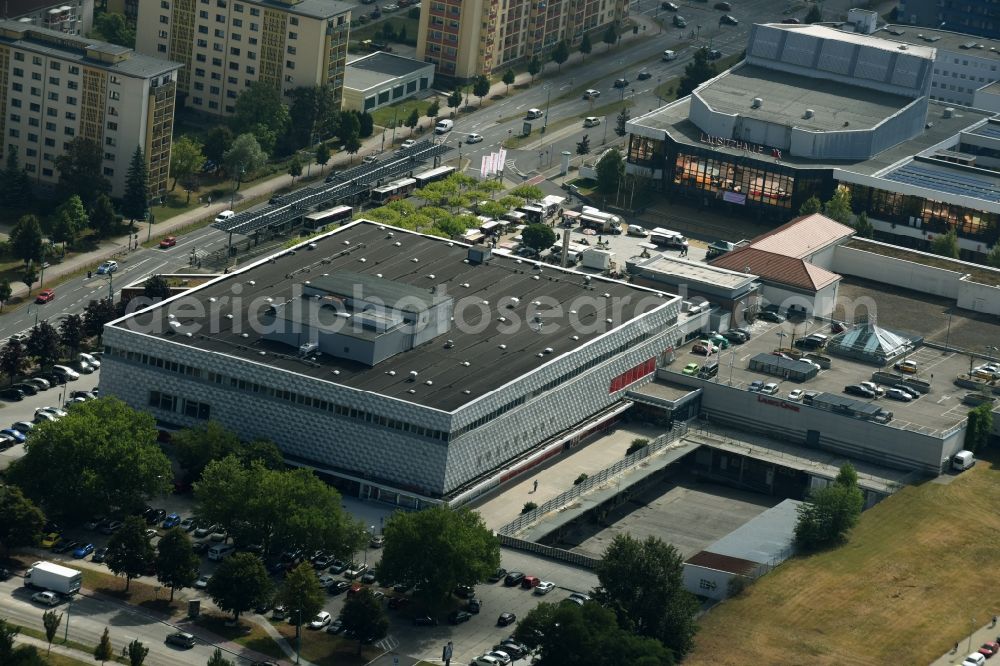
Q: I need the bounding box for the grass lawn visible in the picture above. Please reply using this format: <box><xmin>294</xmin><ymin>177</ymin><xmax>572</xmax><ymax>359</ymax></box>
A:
<box><xmin>371</xmin><ymin>99</ymin><xmax>437</xmax><ymax>130</ymax></box>
<box><xmin>687</xmin><ymin>459</ymin><xmax>1000</xmax><ymax>665</ymax></box>
<box><xmin>14</xmin><ymin>623</ymin><xmax>127</xmax><ymax>665</ymax></box>
<box><xmin>195</xmin><ymin>614</ymin><xmax>285</xmax><ymax>660</ymax></box>
<box><xmin>270</xmin><ymin>619</ymin><xmax>381</xmax><ymax>666</ymax></box>
<box><xmin>349</xmin><ymin>15</ymin><xmax>419</xmax><ymax>45</ymax></box>
<box><xmin>78</xmin><ymin>567</ymin><xmax>188</xmax><ymax>617</ymax></box>
<box><xmin>44</xmin><ymin>653</ymin><xmax>98</xmax><ymax>666</ymax></box>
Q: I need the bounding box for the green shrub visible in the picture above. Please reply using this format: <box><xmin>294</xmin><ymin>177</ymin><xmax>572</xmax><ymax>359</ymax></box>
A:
<box><xmin>573</xmin><ymin>473</ymin><xmax>589</xmax><ymax>485</ymax></box>
<box><xmin>626</xmin><ymin>438</ymin><xmax>649</xmax><ymax>455</ymax></box>
<box><xmin>521</xmin><ymin>502</ymin><xmax>537</xmax><ymax>514</ymax></box>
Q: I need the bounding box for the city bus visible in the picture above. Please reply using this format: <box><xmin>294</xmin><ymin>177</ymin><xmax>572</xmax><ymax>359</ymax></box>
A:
<box><xmin>414</xmin><ymin>165</ymin><xmax>456</xmax><ymax>187</ymax></box>
<box><xmin>303</xmin><ymin>205</ymin><xmax>353</xmax><ymax>232</ymax></box>
<box><xmin>370</xmin><ymin>178</ymin><xmax>417</xmax><ymax>204</ymax></box>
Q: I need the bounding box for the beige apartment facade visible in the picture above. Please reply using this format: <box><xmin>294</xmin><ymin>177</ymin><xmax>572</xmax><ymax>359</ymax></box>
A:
<box><xmin>135</xmin><ymin>0</ymin><xmax>351</xmax><ymax>116</ymax></box>
<box><xmin>417</xmin><ymin>0</ymin><xmax>627</xmax><ymax>81</ymax></box>
<box><xmin>0</xmin><ymin>21</ymin><xmax>181</xmax><ymax>198</ymax></box>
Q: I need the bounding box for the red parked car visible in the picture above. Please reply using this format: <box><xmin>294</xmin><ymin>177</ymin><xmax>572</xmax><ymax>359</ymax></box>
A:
<box><xmin>979</xmin><ymin>642</ymin><xmax>1000</xmax><ymax>658</ymax></box>
<box><xmin>159</xmin><ymin>236</ymin><xmax>177</xmax><ymax>248</ymax></box>
<box><xmin>520</xmin><ymin>576</ymin><xmax>540</xmax><ymax>590</ymax></box>
<box><xmin>35</xmin><ymin>289</ymin><xmax>55</xmax><ymax>304</ymax></box>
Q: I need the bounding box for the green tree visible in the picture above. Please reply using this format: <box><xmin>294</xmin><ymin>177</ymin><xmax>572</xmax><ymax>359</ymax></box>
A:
<box><xmin>315</xmin><ymin>143</ymin><xmax>331</xmax><ymax>175</ymax></box>
<box><xmin>22</xmin><ymin>264</ymin><xmax>37</xmax><ymax>294</ymax></box>
<box><xmin>0</xmin><ymin>339</ymin><xmax>28</xmax><ymax>386</ymax></box>
<box><xmin>223</xmin><ymin>133</ymin><xmax>268</xmax><ymax>189</ymax></box>
<box><xmin>0</xmin><ymin>280</ymin><xmax>12</xmax><ymax>313</ymax></box>
<box><xmin>51</xmin><ymin>195</ymin><xmax>89</xmax><ymax>252</ymax></box>
<box><xmin>579</xmin><ymin>33</ymin><xmax>593</xmax><ymax>61</ymax></box>
<box><xmin>854</xmin><ymin>211</ymin><xmax>874</xmax><ymax>238</ymax></box>
<box><xmin>677</xmin><ymin>48</ymin><xmax>717</xmax><ymax>98</ymax></box>
<box><xmin>174</xmin><ymin>421</ymin><xmax>242</xmax><ymax>481</ymax></box>
<box><xmin>596</xmin><ymin>148</ymin><xmax>625</xmax><ymax>195</ymax></box>
<box><xmin>799</xmin><ymin>195</ymin><xmax>822</xmax><ymax>216</ymax></box>
<box><xmin>603</xmin><ymin>24</ymin><xmax>618</xmax><ymax>50</ymax></box>
<box><xmin>551</xmin><ymin>40</ymin><xmax>570</xmax><ymax>71</ymax></box>
<box><xmin>123</xmin><ymin>639</ymin><xmax>148</xmax><ymax>666</ymax></box>
<box><xmin>89</xmin><ymin>194</ymin><xmax>120</xmax><ymax>238</ymax></box>
<box><xmin>473</xmin><ymin>75</ymin><xmax>491</xmax><ymax>105</ymax></box>
<box><xmin>616</xmin><ymin>106</ymin><xmax>631</xmax><ymax>137</ymax></box>
<box><xmin>59</xmin><ymin>314</ymin><xmax>84</xmax><ymax>357</ymax></box>
<box><xmin>514</xmin><ymin>601</ymin><xmax>674</xmax><ymax>665</ymax></box>
<box><xmin>339</xmin><ymin>111</ymin><xmax>361</xmax><ymax>142</ymax></box>
<box><xmin>83</xmin><ymin>298</ymin><xmax>119</xmax><ymax>344</ymax></box>
<box><xmin>405</xmin><ymin>109</ymin><xmax>420</xmax><ymax>134</ymax></box>
<box><xmin>95</xmin><ymin>12</ymin><xmax>135</xmax><ymax>47</ymax></box>
<box><xmin>344</xmin><ymin>135</ymin><xmax>363</xmax><ymax>162</ymax></box>
<box><xmin>105</xmin><ymin>516</ymin><xmax>154</xmax><ymax>591</ymax></box>
<box><xmin>378</xmin><ymin>505</ymin><xmax>499</xmax><ymax>608</ymax></box>
<box><xmin>593</xmin><ymin>534</ymin><xmax>698</xmax><ymax>659</ymax></box>
<box><xmin>231</xmin><ymin>82</ymin><xmax>290</xmax><ymax>151</ymax></box>
<box><xmin>527</xmin><ymin>56</ymin><xmax>542</xmax><ymax>84</ymax></box>
<box><xmin>143</xmin><ymin>275</ymin><xmax>171</xmax><ymax>301</ymax></box>
<box><xmin>206</xmin><ymin>648</ymin><xmax>234</xmax><ymax>666</ymax></box>
<box><xmin>156</xmin><ymin>528</ymin><xmax>199</xmax><ymax>601</ymax></box>
<box><xmin>0</xmin><ymin>485</ymin><xmax>44</xmax><ymax>557</ymax></box>
<box><xmin>42</xmin><ymin>610</ymin><xmax>61</xmax><ymax>655</ymax></box>
<box><xmin>987</xmin><ymin>243</ymin><xmax>1000</xmax><ymax>269</ymax></box>
<box><xmin>478</xmin><ymin>200</ymin><xmax>509</xmax><ymax>219</ymax></box>
<box><xmin>1</xmin><ymin>147</ymin><xmax>32</xmax><ymax>208</ymax></box>
<box><xmin>203</xmin><ymin>126</ymin><xmax>234</xmax><ymax>166</ymax></box>
<box><xmin>10</xmin><ymin>214</ymin><xmax>44</xmax><ymax>266</ymax></box>
<box><xmin>931</xmin><ymin>227</ymin><xmax>960</xmax><ymax>259</ymax></box>
<box><xmin>279</xmin><ymin>563</ymin><xmax>326</xmax><ymax>644</ymax></box>
<box><xmin>822</xmin><ymin>188</ymin><xmax>853</xmax><ymax>225</ymax></box>
<box><xmin>55</xmin><ymin>138</ymin><xmax>110</xmax><ymax>204</ymax></box>
<box><xmin>577</xmin><ymin>134</ymin><xmax>591</xmax><ymax>155</ymax></box>
<box><xmin>522</xmin><ymin>223</ymin><xmax>557</xmax><ymax>252</ymax></box>
<box><xmin>287</xmin><ymin>86</ymin><xmax>337</xmax><ymax>148</ymax></box>
<box><xmin>169</xmin><ymin>136</ymin><xmax>205</xmax><ymax>192</ymax></box>
<box><xmin>359</xmin><ymin>112</ymin><xmax>375</xmax><ymax>138</ymax></box>
<box><xmin>502</xmin><ymin>68</ymin><xmax>516</xmax><ymax>94</ymax></box>
<box><xmin>426</xmin><ymin>99</ymin><xmax>440</xmax><ymax>121</ymax></box>
<box><xmin>510</xmin><ymin>184</ymin><xmax>544</xmax><ymax>204</ymax></box>
<box><xmin>93</xmin><ymin>627</ymin><xmax>114</xmax><ymax>665</ymax></box>
<box><xmin>287</xmin><ymin>154</ymin><xmax>303</xmax><ymax>183</ymax></box>
<box><xmin>794</xmin><ymin>463</ymin><xmax>865</xmax><ymax>551</ymax></box>
<box><xmin>27</xmin><ymin>321</ymin><xmax>61</xmax><ymax>369</ymax></box>
<box><xmin>196</xmin><ymin>456</ymin><xmax>363</xmax><ymax>558</ymax></box>
<box><xmin>339</xmin><ymin>588</ymin><xmax>389</xmax><ymax>654</ymax></box>
<box><xmin>207</xmin><ymin>553</ymin><xmax>273</xmax><ymax>622</ymax></box>
<box><xmin>964</xmin><ymin>402</ymin><xmax>994</xmax><ymax>452</ymax></box>
<box><xmin>6</xmin><ymin>398</ymin><xmax>171</xmax><ymax>523</ymax></box>
<box><xmin>0</xmin><ymin>619</ymin><xmax>18</xmax><ymax>663</ymax></box>
<box><xmin>122</xmin><ymin>147</ymin><xmax>149</xmax><ymax>225</ymax></box>
<box><xmin>448</xmin><ymin>88</ymin><xmax>463</xmax><ymax>110</ymax></box>
<box><xmin>805</xmin><ymin>4</ymin><xmax>823</xmax><ymax>23</ymax></box>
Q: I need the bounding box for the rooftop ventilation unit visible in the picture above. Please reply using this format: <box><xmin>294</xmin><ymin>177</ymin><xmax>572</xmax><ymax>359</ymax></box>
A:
<box><xmin>751</xmin><ymin>97</ymin><xmax>762</xmax><ymax>108</ymax></box>
<box><xmin>461</xmin><ymin>361</ymin><xmax>470</xmax><ymax>366</ymax></box>
<box><xmin>444</xmin><ymin>339</ymin><xmax>454</xmax><ymax>348</ymax></box>
<box><xmin>498</xmin><ymin>344</ymin><xmax>507</xmax><ymax>350</ymax></box>
<box><xmin>409</xmin><ymin>370</ymin><xmax>419</xmax><ymax>380</ymax></box>
<box><xmin>943</xmin><ymin>107</ymin><xmax>954</xmax><ymax>118</ymax></box>
<box><xmin>299</xmin><ymin>342</ymin><xmax>319</xmax><ymax>356</ymax></box>
<box><xmin>468</xmin><ymin>245</ymin><xmax>492</xmax><ymax>265</ymax></box>
<box><xmin>803</xmin><ymin>109</ymin><xmax>814</xmax><ymax>119</ymax></box>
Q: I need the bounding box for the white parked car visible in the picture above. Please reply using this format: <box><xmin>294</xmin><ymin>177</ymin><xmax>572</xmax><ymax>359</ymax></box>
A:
<box><xmin>472</xmin><ymin>656</ymin><xmax>502</xmax><ymax>666</ymax></box>
<box><xmin>859</xmin><ymin>381</ymin><xmax>884</xmax><ymax>397</ymax></box>
<box><xmin>309</xmin><ymin>611</ymin><xmax>332</xmax><ymax>629</ymax></box>
<box><xmin>194</xmin><ymin>574</ymin><xmax>211</xmax><ymax>589</ymax></box>
<box><xmin>466</xmin><ymin>133</ymin><xmax>484</xmax><ymax>144</ymax></box>
<box><xmin>760</xmin><ymin>382</ymin><xmax>779</xmax><ymax>395</ymax></box>
<box><xmin>79</xmin><ymin>353</ymin><xmax>101</xmax><ymax>369</ymax></box>
<box><xmin>627</xmin><ymin>224</ymin><xmax>648</xmax><ymax>237</ymax></box>
<box><xmin>787</xmin><ymin>389</ymin><xmax>804</xmax><ymax>401</ymax></box>
<box><xmin>583</xmin><ymin>89</ymin><xmax>601</xmax><ymax>100</ymax></box>
<box><xmin>534</xmin><ymin>581</ymin><xmax>555</xmax><ymax>595</ymax></box>
<box><xmin>399</xmin><ymin>139</ymin><xmax>417</xmax><ymax>150</ymax></box>
<box><xmin>53</xmin><ymin>365</ymin><xmax>80</xmax><ymax>381</ymax></box>
<box><xmin>583</xmin><ymin>116</ymin><xmax>601</xmax><ymax>127</ymax></box>
<box><xmin>213</xmin><ymin>210</ymin><xmax>235</xmax><ymax>224</ymax></box>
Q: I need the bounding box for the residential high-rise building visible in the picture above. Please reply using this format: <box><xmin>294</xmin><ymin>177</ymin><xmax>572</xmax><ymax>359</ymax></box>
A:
<box><xmin>135</xmin><ymin>0</ymin><xmax>351</xmax><ymax>116</ymax></box>
<box><xmin>2</xmin><ymin>0</ymin><xmax>95</xmax><ymax>35</ymax></box>
<box><xmin>0</xmin><ymin>20</ymin><xmax>181</xmax><ymax>198</ymax></box>
<box><xmin>416</xmin><ymin>0</ymin><xmax>627</xmax><ymax>81</ymax></box>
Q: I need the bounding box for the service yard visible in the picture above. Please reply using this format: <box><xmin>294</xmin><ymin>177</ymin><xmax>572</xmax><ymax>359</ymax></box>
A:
<box><xmin>687</xmin><ymin>459</ymin><xmax>1000</xmax><ymax>665</ymax></box>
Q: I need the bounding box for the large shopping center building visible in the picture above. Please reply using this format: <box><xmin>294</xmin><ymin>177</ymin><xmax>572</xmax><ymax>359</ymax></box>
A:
<box><xmin>627</xmin><ymin>22</ymin><xmax>1000</xmax><ymax>261</ymax></box>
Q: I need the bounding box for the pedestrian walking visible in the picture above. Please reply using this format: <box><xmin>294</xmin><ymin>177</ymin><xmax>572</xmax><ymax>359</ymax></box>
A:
<box><xmin>532</xmin><ymin>479</ymin><xmax>538</xmax><ymax>493</ymax></box>
<box><xmin>993</xmin><ymin>615</ymin><xmax>997</xmax><ymax>628</ymax></box>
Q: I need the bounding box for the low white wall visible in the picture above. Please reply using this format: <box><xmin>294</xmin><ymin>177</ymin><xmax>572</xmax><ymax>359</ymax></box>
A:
<box><xmin>832</xmin><ymin>242</ymin><xmax>963</xmax><ymax>299</ymax></box>
<box><xmin>682</xmin><ymin>564</ymin><xmax>733</xmax><ymax>601</ymax></box>
<box><xmin>957</xmin><ymin>277</ymin><xmax>1000</xmax><ymax>316</ymax></box>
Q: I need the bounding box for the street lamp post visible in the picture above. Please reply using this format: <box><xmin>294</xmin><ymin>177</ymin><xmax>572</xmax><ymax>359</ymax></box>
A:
<box><xmin>363</xmin><ymin>525</ymin><xmax>375</xmax><ymax>566</ymax></box>
<box><xmin>64</xmin><ymin>597</ymin><xmax>72</xmax><ymax>642</ymax></box>
<box><xmin>776</xmin><ymin>331</ymin><xmax>787</xmax><ymax>351</ymax></box>
<box><xmin>542</xmin><ymin>85</ymin><xmax>552</xmax><ymax>134</ymax></box>
<box><xmin>230</xmin><ymin>166</ymin><xmax>245</xmax><ymax>210</ymax></box>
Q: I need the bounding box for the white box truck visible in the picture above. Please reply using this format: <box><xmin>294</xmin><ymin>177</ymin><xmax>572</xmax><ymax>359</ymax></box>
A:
<box><xmin>24</xmin><ymin>561</ymin><xmax>82</xmax><ymax>595</ymax></box>
<box><xmin>579</xmin><ymin>206</ymin><xmax>623</xmax><ymax>234</ymax></box>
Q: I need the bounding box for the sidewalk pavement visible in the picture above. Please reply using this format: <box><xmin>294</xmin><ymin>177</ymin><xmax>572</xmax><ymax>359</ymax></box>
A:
<box><xmin>17</xmin><ymin>12</ymin><xmax>660</xmax><ymax>304</ymax></box>
<box><xmin>930</xmin><ymin>618</ymin><xmax>1000</xmax><ymax>666</ymax></box>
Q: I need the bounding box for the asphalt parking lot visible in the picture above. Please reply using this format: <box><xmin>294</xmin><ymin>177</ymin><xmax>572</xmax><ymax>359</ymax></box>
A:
<box><xmin>694</xmin><ymin>318</ymin><xmax>973</xmax><ymax>436</ymax></box>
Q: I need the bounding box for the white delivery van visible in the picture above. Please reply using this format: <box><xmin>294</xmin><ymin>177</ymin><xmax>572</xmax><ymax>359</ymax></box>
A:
<box><xmin>952</xmin><ymin>450</ymin><xmax>975</xmax><ymax>471</ymax></box>
<box><xmin>208</xmin><ymin>544</ymin><xmax>236</xmax><ymax>561</ymax></box>
<box><xmin>662</xmin><ymin>50</ymin><xmax>677</xmax><ymax>61</ymax></box>
<box><xmin>434</xmin><ymin>119</ymin><xmax>454</xmax><ymax>134</ymax></box>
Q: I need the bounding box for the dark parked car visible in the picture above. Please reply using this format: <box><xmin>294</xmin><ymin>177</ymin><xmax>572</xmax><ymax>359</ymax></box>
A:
<box><xmin>468</xmin><ymin>598</ymin><xmax>482</xmax><ymax>613</ymax></box>
<box><xmin>719</xmin><ymin>14</ymin><xmax>739</xmax><ymax>25</ymax></box>
<box><xmin>144</xmin><ymin>508</ymin><xmax>166</xmax><ymax>524</ymax></box>
<box><xmin>454</xmin><ymin>584</ymin><xmax>476</xmax><ymax>599</ymax></box>
<box><xmin>12</xmin><ymin>383</ymin><xmax>38</xmax><ymax>396</ymax></box>
<box><xmin>53</xmin><ymin>540</ymin><xmax>79</xmax><ymax>554</ymax></box>
<box><xmin>722</xmin><ymin>330</ymin><xmax>746</xmax><ymax>344</ymax></box>
<box><xmin>661</xmin><ymin>1</ymin><xmax>678</xmax><ymax>9</ymax></box>
<box><xmin>488</xmin><ymin>568</ymin><xmax>508</xmax><ymax>583</ymax></box>
<box><xmin>794</xmin><ymin>337</ymin><xmax>824</xmax><ymax>350</ymax></box>
<box><xmin>413</xmin><ymin>615</ymin><xmax>438</xmax><ymax>626</ymax></box>
<box><xmin>329</xmin><ymin>560</ymin><xmax>348</xmax><ymax>574</ymax></box>
<box><xmin>707</xmin><ymin>48</ymin><xmax>723</xmax><ymax>60</ymax></box>
<box><xmin>844</xmin><ymin>384</ymin><xmax>875</xmax><ymax>399</ymax></box>
<box><xmin>504</xmin><ymin>572</ymin><xmax>525</xmax><ymax>586</ymax></box>
<box><xmin>165</xmin><ymin>632</ymin><xmax>196</xmax><ymax>649</ymax></box>
<box><xmin>329</xmin><ymin>580</ymin><xmax>351</xmax><ymax>595</ymax></box>
<box><xmin>448</xmin><ymin>610</ymin><xmax>472</xmax><ymax>625</ymax></box>
<box><xmin>757</xmin><ymin>310</ymin><xmax>785</xmax><ymax>323</ymax></box>
<box><xmin>497</xmin><ymin>611</ymin><xmax>517</xmax><ymax>627</ymax></box>
<box><xmin>714</xmin><ymin>1</ymin><xmax>731</xmax><ymax>8</ymax></box>
<box><xmin>0</xmin><ymin>388</ymin><xmax>24</xmax><ymax>401</ymax></box>
<box><xmin>613</xmin><ymin>78</ymin><xmax>629</xmax><ymax>88</ymax></box>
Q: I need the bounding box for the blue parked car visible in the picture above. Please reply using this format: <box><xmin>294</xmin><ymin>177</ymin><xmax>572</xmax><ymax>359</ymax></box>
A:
<box><xmin>73</xmin><ymin>543</ymin><xmax>94</xmax><ymax>559</ymax></box>
<box><xmin>163</xmin><ymin>513</ymin><xmax>181</xmax><ymax>529</ymax></box>
<box><xmin>1</xmin><ymin>428</ymin><xmax>26</xmax><ymax>443</ymax></box>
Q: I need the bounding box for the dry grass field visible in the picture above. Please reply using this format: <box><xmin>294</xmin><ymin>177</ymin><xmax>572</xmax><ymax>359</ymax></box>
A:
<box><xmin>687</xmin><ymin>458</ymin><xmax>1000</xmax><ymax>665</ymax></box>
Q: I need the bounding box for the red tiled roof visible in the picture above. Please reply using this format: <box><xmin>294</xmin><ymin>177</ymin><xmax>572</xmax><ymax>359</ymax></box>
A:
<box><xmin>711</xmin><ymin>247</ymin><xmax>841</xmax><ymax>291</ymax></box>
<box><xmin>745</xmin><ymin>213</ymin><xmax>855</xmax><ymax>259</ymax></box>
<box><xmin>686</xmin><ymin>550</ymin><xmax>759</xmax><ymax>576</ymax></box>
